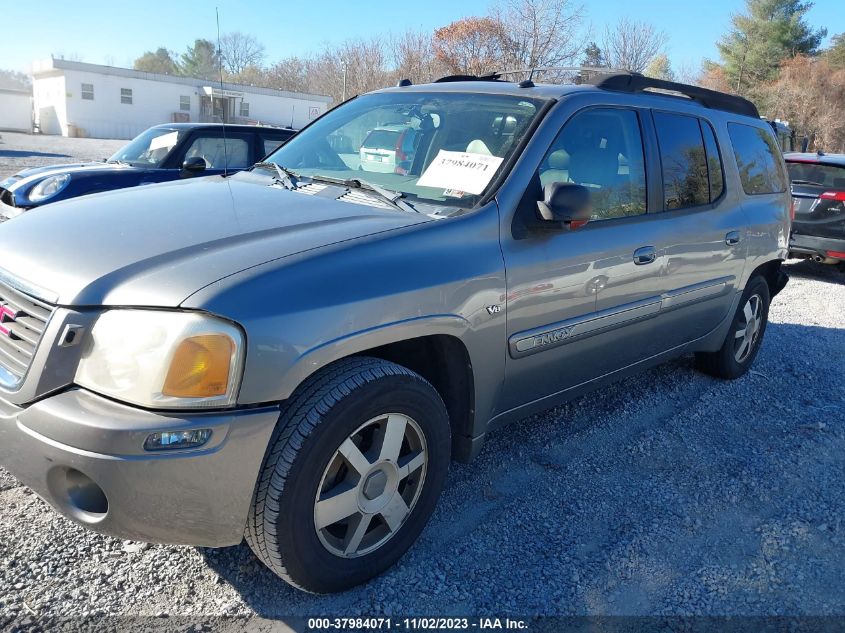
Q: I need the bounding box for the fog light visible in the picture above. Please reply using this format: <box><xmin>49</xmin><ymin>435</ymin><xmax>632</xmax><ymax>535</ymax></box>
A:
<box><xmin>144</xmin><ymin>429</ymin><xmax>212</xmax><ymax>451</ymax></box>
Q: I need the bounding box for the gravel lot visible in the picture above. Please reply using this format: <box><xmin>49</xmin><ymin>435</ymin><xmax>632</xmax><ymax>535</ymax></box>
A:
<box><xmin>1</xmin><ymin>133</ymin><xmax>844</xmax><ymax>624</ymax></box>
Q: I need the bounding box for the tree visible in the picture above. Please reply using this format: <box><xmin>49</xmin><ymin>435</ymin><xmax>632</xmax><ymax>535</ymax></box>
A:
<box><xmin>220</xmin><ymin>32</ymin><xmax>266</xmax><ymax>75</ymax></box>
<box><xmin>644</xmin><ymin>53</ymin><xmax>675</xmax><ymax>80</ymax></box>
<box><xmin>492</xmin><ymin>0</ymin><xmax>584</xmax><ymax>78</ymax></box>
<box><xmin>760</xmin><ymin>55</ymin><xmax>845</xmax><ymax>152</ymax></box>
<box><xmin>716</xmin><ymin>0</ymin><xmax>827</xmax><ymax>93</ymax></box>
<box><xmin>582</xmin><ymin>42</ymin><xmax>605</xmax><ymax>67</ymax></box>
<box><xmin>0</xmin><ymin>69</ymin><xmax>31</xmax><ymax>91</ymax></box>
<box><xmin>433</xmin><ymin>17</ymin><xmax>508</xmax><ymax>76</ymax></box>
<box><xmin>133</xmin><ymin>47</ymin><xmax>179</xmax><ymax>74</ymax></box>
<box><xmin>602</xmin><ymin>17</ymin><xmax>667</xmax><ymax>73</ymax></box>
<box><xmin>264</xmin><ymin>57</ymin><xmax>310</xmax><ymax>92</ymax></box>
<box><xmin>180</xmin><ymin>39</ymin><xmax>220</xmax><ymax>80</ymax></box>
<box><xmin>390</xmin><ymin>30</ymin><xmax>445</xmax><ymax>84</ymax></box>
<box><xmin>824</xmin><ymin>33</ymin><xmax>845</xmax><ymax>68</ymax></box>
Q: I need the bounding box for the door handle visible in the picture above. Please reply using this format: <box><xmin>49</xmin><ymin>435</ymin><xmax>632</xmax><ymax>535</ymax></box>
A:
<box><xmin>633</xmin><ymin>246</ymin><xmax>657</xmax><ymax>265</ymax></box>
<box><xmin>725</xmin><ymin>231</ymin><xmax>742</xmax><ymax>246</ymax></box>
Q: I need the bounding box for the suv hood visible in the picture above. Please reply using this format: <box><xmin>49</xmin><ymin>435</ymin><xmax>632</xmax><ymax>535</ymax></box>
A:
<box><xmin>0</xmin><ymin>174</ymin><xmax>429</xmax><ymax>307</ymax></box>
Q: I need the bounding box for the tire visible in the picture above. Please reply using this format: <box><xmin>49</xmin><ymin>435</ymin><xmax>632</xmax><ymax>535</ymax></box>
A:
<box><xmin>245</xmin><ymin>356</ymin><xmax>451</xmax><ymax>593</ymax></box>
<box><xmin>695</xmin><ymin>275</ymin><xmax>771</xmax><ymax>379</ymax></box>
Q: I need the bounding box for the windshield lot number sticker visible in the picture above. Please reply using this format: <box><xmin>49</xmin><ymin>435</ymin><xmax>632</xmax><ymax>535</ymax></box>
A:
<box><xmin>418</xmin><ymin>150</ymin><xmax>504</xmax><ymax>195</ymax></box>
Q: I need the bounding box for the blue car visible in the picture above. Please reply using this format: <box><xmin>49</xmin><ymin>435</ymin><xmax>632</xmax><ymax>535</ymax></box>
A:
<box><xmin>0</xmin><ymin>122</ymin><xmax>294</xmax><ymax>220</ymax></box>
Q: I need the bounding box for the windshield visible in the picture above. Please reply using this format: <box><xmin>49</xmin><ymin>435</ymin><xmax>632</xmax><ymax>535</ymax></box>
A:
<box><xmin>787</xmin><ymin>162</ymin><xmax>845</xmax><ymax>188</ymax></box>
<box><xmin>265</xmin><ymin>91</ymin><xmax>547</xmax><ymax>208</ymax></box>
<box><xmin>108</xmin><ymin>127</ymin><xmax>183</xmax><ymax>166</ymax></box>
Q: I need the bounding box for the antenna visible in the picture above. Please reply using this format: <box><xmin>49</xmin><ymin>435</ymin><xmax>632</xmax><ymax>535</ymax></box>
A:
<box><xmin>215</xmin><ymin>7</ymin><xmax>229</xmax><ymax>177</ymax></box>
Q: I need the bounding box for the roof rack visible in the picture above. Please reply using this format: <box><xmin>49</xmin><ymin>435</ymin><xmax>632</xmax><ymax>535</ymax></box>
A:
<box><xmin>434</xmin><ymin>73</ymin><xmax>502</xmax><ymax>83</ymax></box>
<box><xmin>591</xmin><ymin>73</ymin><xmax>759</xmax><ymax>119</ymax></box>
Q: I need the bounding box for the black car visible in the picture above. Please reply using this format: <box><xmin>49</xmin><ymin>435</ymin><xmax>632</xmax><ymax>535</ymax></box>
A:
<box><xmin>0</xmin><ymin>123</ymin><xmax>295</xmax><ymax>220</ymax></box>
<box><xmin>785</xmin><ymin>152</ymin><xmax>845</xmax><ymax>265</ymax></box>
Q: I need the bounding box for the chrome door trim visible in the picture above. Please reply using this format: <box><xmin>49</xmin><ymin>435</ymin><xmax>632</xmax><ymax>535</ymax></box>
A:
<box><xmin>509</xmin><ymin>296</ymin><xmax>661</xmax><ymax>358</ymax></box>
<box><xmin>508</xmin><ymin>276</ymin><xmax>736</xmax><ymax>359</ymax></box>
<box><xmin>660</xmin><ymin>276</ymin><xmax>734</xmax><ymax>311</ymax></box>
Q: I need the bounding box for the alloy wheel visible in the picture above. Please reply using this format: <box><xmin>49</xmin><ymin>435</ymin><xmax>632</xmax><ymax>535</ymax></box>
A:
<box><xmin>734</xmin><ymin>293</ymin><xmax>763</xmax><ymax>363</ymax></box>
<box><xmin>314</xmin><ymin>413</ymin><xmax>427</xmax><ymax>558</ymax></box>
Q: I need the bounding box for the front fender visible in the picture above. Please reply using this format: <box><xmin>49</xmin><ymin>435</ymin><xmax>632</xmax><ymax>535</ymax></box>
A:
<box><xmin>184</xmin><ymin>205</ymin><xmax>508</xmax><ymax>433</ymax></box>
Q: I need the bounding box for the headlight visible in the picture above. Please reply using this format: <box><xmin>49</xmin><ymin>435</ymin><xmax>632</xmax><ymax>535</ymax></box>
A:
<box><xmin>75</xmin><ymin>310</ymin><xmax>245</xmax><ymax>409</ymax></box>
<box><xmin>28</xmin><ymin>174</ymin><xmax>71</xmax><ymax>202</ymax></box>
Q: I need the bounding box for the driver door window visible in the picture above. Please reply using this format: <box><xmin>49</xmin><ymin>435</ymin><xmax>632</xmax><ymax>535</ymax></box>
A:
<box><xmin>538</xmin><ymin>108</ymin><xmax>647</xmax><ymax>221</ymax></box>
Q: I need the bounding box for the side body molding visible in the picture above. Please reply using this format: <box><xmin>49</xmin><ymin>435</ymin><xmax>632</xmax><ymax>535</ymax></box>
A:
<box><xmin>509</xmin><ymin>276</ymin><xmax>734</xmax><ymax>359</ymax></box>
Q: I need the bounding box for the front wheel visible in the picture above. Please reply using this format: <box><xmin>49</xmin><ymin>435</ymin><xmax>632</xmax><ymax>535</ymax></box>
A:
<box><xmin>245</xmin><ymin>357</ymin><xmax>451</xmax><ymax>593</ymax></box>
<box><xmin>695</xmin><ymin>275</ymin><xmax>771</xmax><ymax>379</ymax></box>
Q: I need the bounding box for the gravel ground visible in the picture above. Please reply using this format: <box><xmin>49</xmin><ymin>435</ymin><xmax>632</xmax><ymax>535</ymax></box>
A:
<box><xmin>0</xmin><ymin>131</ymin><xmax>125</xmax><ymax>181</ymax></box>
<box><xmin>1</xmin><ymin>134</ymin><xmax>844</xmax><ymax>623</ymax></box>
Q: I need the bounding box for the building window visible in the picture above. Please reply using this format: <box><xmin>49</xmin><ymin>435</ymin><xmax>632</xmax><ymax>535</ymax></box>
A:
<box><xmin>180</xmin><ymin>95</ymin><xmax>190</xmax><ymax>111</ymax></box>
<box><xmin>81</xmin><ymin>83</ymin><xmax>94</xmax><ymax>100</ymax></box>
<box><xmin>240</xmin><ymin>102</ymin><xmax>250</xmax><ymax>117</ymax></box>
<box><xmin>120</xmin><ymin>88</ymin><xmax>133</xmax><ymax>105</ymax></box>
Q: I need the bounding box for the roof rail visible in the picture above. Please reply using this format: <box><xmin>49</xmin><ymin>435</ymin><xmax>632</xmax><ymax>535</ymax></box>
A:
<box><xmin>591</xmin><ymin>73</ymin><xmax>759</xmax><ymax>119</ymax></box>
<box><xmin>434</xmin><ymin>73</ymin><xmax>502</xmax><ymax>83</ymax></box>
<box><xmin>497</xmin><ymin>66</ymin><xmax>629</xmax><ymax>80</ymax></box>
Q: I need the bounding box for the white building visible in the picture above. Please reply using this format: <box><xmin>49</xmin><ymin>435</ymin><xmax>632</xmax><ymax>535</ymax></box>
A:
<box><xmin>31</xmin><ymin>58</ymin><xmax>332</xmax><ymax>139</ymax></box>
<box><xmin>0</xmin><ymin>88</ymin><xmax>32</xmax><ymax>132</ymax></box>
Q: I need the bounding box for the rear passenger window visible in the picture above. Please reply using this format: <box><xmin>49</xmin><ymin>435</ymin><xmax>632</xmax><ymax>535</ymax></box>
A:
<box><xmin>538</xmin><ymin>108</ymin><xmax>647</xmax><ymax>221</ymax></box>
<box><xmin>653</xmin><ymin>112</ymin><xmax>709</xmax><ymax>209</ymax></box>
<box><xmin>727</xmin><ymin>123</ymin><xmax>787</xmax><ymax>194</ymax></box>
<box><xmin>701</xmin><ymin>122</ymin><xmax>724</xmax><ymax>201</ymax></box>
<box><xmin>262</xmin><ymin>137</ymin><xmax>285</xmax><ymax>156</ymax></box>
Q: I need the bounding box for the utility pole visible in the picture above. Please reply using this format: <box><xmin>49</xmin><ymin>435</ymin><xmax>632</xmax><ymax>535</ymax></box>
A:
<box><xmin>341</xmin><ymin>58</ymin><xmax>348</xmax><ymax>102</ymax></box>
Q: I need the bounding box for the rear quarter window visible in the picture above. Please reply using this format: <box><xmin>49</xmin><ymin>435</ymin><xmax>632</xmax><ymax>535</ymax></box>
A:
<box><xmin>727</xmin><ymin>123</ymin><xmax>787</xmax><ymax>195</ymax></box>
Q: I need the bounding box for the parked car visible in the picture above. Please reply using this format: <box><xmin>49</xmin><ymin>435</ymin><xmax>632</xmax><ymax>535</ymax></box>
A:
<box><xmin>358</xmin><ymin>124</ymin><xmax>420</xmax><ymax>174</ymax></box>
<box><xmin>0</xmin><ymin>123</ymin><xmax>295</xmax><ymax>220</ymax></box>
<box><xmin>784</xmin><ymin>152</ymin><xmax>845</xmax><ymax>265</ymax></box>
<box><xmin>0</xmin><ymin>72</ymin><xmax>789</xmax><ymax>593</ymax></box>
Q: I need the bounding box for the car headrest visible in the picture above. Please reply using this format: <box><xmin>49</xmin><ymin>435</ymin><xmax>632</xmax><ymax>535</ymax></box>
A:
<box><xmin>547</xmin><ymin>150</ymin><xmax>570</xmax><ymax>170</ymax></box>
<box><xmin>466</xmin><ymin>139</ymin><xmax>492</xmax><ymax>155</ymax></box>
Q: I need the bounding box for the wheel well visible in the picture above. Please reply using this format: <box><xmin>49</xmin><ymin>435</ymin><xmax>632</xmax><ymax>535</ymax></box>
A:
<box><xmin>360</xmin><ymin>335</ymin><xmax>476</xmax><ymax>463</ymax></box>
<box><xmin>749</xmin><ymin>259</ymin><xmax>785</xmax><ymax>298</ymax></box>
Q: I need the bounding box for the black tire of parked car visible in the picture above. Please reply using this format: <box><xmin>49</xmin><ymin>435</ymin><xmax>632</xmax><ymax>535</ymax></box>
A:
<box><xmin>245</xmin><ymin>356</ymin><xmax>451</xmax><ymax>593</ymax></box>
<box><xmin>695</xmin><ymin>275</ymin><xmax>771</xmax><ymax>380</ymax></box>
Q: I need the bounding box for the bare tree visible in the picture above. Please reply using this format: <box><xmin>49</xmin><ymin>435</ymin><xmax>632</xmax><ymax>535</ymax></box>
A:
<box><xmin>433</xmin><ymin>17</ymin><xmax>508</xmax><ymax>76</ymax></box>
<box><xmin>492</xmin><ymin>0</ymin><xmax>585</xmax><ymax>79</ymax></box>
<box><xmin>220</xmin><ymin>32</ymin><xmax>266</xmax><ymax>75</ymax></box>
<box><xmin>762</xmin><ymin>55</ymin><xmax>845</xmax><ymax>152</ymax></box>
<box><xmin>390</xmin><ymin>30</ymin><xmax>446</xmax><ymax>84</ymax></box>
<box><xmin>602</xmin><ymin>17</ymin><xmax>667</xmax><ymax>73</ymax></box>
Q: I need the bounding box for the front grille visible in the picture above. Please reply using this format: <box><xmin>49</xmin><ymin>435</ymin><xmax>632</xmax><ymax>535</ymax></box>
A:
<box><xmin>0</xmin><ymin>279</ymin><xmax>54</xmax><ymax>386</ymax></box>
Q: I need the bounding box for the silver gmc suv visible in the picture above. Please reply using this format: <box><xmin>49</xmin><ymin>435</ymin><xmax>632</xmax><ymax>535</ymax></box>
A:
<box><xmin>0</xmin><ymin>72</ymin><xmax>790</xmax><ymax>593</ymax></box>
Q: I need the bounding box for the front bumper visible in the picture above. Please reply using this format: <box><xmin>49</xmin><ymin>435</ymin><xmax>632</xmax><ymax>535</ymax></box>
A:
<box><xmin>0</xmin><ymin>388</ymin><xmax>280</xmax><ymax>547</ymax></box>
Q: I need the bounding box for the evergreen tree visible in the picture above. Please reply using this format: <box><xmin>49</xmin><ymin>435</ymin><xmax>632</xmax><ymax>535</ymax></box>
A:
<box><xmin>582</xmin><ymin>42</ymin><xmax>604</xmax><ymax>67</ymax></box>
<box><xmin>824</xmin><ymin>33</ymin><xmax>845</xmax><ymax>68</ymax></box>
<box><xmin>133</xmin><ymin>48</ymin><xmax>179</xmax><ymax>75</ymax></box>
<box><xmin>717</xmin><ymin>0</ymin><xmax>826</xmax><ymax>92</ymax></box>
<box><xmin>180</xmin><ymin>39</ymin><xmax>221</xmax><ymax>80</ymax></box>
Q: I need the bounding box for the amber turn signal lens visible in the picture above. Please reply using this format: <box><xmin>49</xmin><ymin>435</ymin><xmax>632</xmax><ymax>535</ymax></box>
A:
<box><xmin>162</xmin><ymin>335</ymin><xmax>235</xmax><ymax>398</ymax></box>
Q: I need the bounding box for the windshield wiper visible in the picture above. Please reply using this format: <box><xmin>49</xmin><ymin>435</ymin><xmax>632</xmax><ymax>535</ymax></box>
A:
<box><xmin>306</xmin><ymin>174</ymin><xmax>418</xmax><ymax>213</ymax></box>
<box><xmin>791</xmin><ymin>179</ymin><xmax>826</xmax><ymax>187</ymax></box>
<box><xmin>254</xmin><ymin>162</ymin><xmax>299</xmax><ymax>190</ymax></box>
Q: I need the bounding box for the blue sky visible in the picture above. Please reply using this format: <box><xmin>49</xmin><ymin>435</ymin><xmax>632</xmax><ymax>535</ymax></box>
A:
<box><xmin>0</xmin><ymin>0</ymin><xmax>840</xmax><ymax>74</ymax></box>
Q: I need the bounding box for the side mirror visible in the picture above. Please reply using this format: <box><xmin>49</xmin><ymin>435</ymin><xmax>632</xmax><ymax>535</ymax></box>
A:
<box><xmin>537</xmin><ymin>182</ymin><xmax>592</xmax><ymax>229</ymax></box>
<box><xmin>182</xmin><ymin>156</ymin><xmax>207</xmax><ymax>173</ymax></box>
